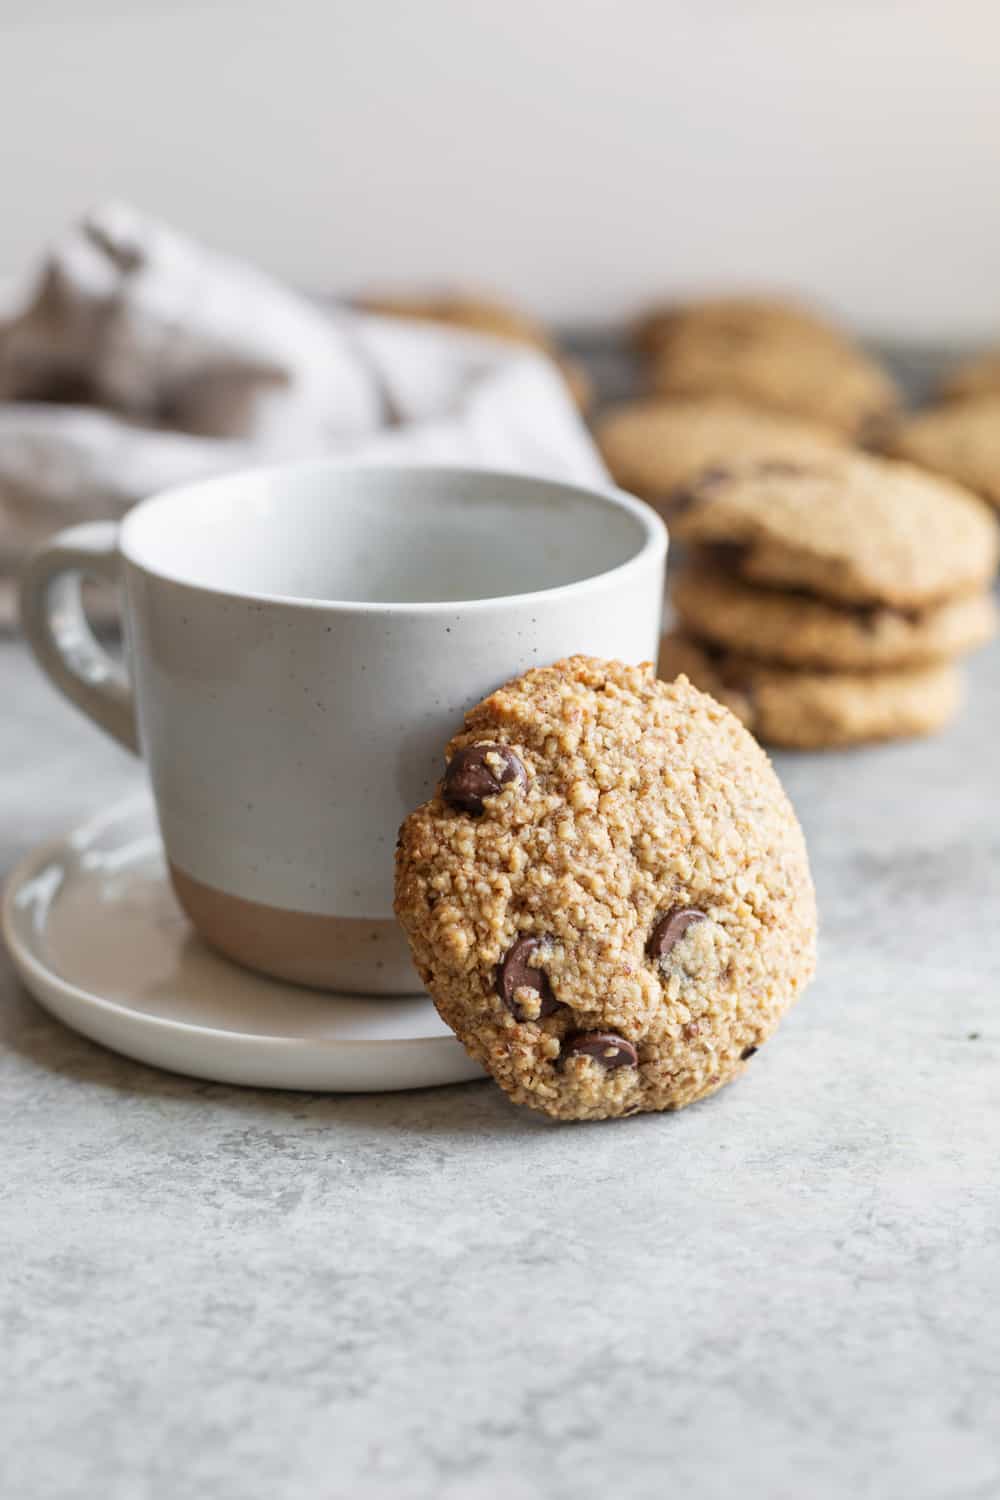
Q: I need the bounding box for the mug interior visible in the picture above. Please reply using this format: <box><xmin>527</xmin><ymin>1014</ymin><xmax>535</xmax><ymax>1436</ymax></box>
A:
<box><xmin>121</xmin><ymin>464</ymin><xmax>658</xmax><ymax>606</ymax></box>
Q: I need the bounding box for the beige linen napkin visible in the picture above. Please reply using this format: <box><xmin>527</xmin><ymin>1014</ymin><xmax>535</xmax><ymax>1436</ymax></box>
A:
<box><xmin>0</xmin><ymin>204</ymin><xmax>605</xmax><ymax>624</ymax></box>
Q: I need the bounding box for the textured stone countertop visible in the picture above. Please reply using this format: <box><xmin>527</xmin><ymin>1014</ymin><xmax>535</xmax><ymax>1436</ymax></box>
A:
<box><xmin>1</xmin><ymin>321</ymin><xmax>998</xmax><ymax>1500</ymax></box>
<box><xmin>3</xmin><ymin>623</ymin><xmax>999</xmax><ymax>1500</ymax></box>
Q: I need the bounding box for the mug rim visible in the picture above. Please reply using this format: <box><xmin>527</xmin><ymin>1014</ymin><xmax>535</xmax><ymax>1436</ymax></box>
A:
<box><xmin>118</xmin><ymin>459</ymin><xmax>667</xmax><ymax>615</ymax></box>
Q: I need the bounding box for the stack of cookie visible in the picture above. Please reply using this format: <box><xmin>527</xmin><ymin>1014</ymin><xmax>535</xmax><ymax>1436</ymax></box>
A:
<box><xmin>597</xmin><ymin>294</ymin><xmax>901</xmax><ymax>527</ymax></box>
<box><xmin>658</xmin><ymin>452</ymin><xmax>999</xmax><ymax>748</ymax></box>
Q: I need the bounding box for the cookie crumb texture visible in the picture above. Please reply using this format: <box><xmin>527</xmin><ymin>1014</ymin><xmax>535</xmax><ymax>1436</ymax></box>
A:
<box><xmin>394</xmin><ymin>658</ymin><xmax>817</xmax><ymax>1122</ymax></box>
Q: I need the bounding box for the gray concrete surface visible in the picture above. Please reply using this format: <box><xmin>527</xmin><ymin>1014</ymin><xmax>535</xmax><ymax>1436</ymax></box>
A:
<box><xmin>3</xmin><ymin>625</ymin><xmax>999</xmax><ymax>1500</ymax></box>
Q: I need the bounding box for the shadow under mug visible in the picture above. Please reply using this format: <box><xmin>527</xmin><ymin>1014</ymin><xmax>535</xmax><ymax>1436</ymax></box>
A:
<box><xmin>20</xmin><ymin>462</ymin><xmax>667</xmax><ymax>994</ymax></box>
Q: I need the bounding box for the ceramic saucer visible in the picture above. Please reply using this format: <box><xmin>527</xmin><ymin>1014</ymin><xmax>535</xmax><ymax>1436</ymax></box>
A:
<box><xmin>2</xmin><ymin>796</ymin><xmax>483</xmax><ymax>1092</ymax></box>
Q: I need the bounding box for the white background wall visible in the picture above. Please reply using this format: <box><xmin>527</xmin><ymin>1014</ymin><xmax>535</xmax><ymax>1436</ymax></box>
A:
<box><xmin>3</xmin><ymin>0</ymin><xmax>999</xmax><ymax>338</ymax></box>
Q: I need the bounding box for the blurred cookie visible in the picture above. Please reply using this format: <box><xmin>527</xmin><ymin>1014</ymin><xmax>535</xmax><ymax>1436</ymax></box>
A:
<box><xmin>649</xmin><ymin>326</ymin><xmax>898</xmax><ymax>440</ymax></box>
<box><xmin>672</xmin><ymin>559</ymin><xmax>997</xmax><ymax>671</ymax></box>
<box><xmin>395</xmin><ymin>657</ymin><xmax>816</xmax><ymax>1121</ymax></box>
<box><xmin>883</xmin><ymin>396</ymin><xmax>1000</xmax><ymax>510</ymax></box>
<box><xmin>596</xmin><ymin>397</ymin><xmax>842</xmax><ymax>510</ymax></box>
<box><xmin>359</xmin><ymin>290</ymin><xmax>591</xmax><ymax>409</ymax></box>
<box><xmin>360</xmin><ymin>291</ymin><xmax>550</xmax><ymax>349</ymax></box>
<box><xmin>939</xmin><ymin>352</ymin><xmax>1000</xmax><ymax>405</ymax></box>
<box><xmin>634</xmin><ymin>294</ymin><xmax>842</xmax><ymax>357</ymax></box>
<box><xmin>669</xmin><ymin>453</ymin><xmax>998</xmax><ymax>609</ymax></box>
<box><xmin>659</xmin><ymin>632</ymin><xmax>962</xmax><ymax>749</ymax></box>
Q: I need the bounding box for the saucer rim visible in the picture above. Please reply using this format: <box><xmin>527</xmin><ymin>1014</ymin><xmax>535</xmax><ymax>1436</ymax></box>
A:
<box><xmin>2</xmin><ymin>796</ymin><xmax>481</xmax><ymax>1082</ymax></box>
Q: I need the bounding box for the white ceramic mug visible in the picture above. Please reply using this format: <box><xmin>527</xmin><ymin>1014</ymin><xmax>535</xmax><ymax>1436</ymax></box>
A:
<box><xmin>21</xmin><ymin>462</ymin><xmax>667</xmax><ymax>994</ymax></box>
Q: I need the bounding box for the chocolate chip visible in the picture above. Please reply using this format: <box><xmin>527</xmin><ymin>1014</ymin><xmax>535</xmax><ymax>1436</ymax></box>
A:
<box><xmin>741</xmin><ymin>1045</ymin><xmax>758</xmax><ymax>1060</ymax></box>
<box><xmin>856</xmin><ymin>408</ymin><xmax>894</xmax><ymax>450</ymax></box>
<box><xmin>716</xmin><ymin>661</ymin><xmax>757</xmax><ymax>709</ymax></box>
<box><xmin>563</xmin><ymin>1032</ymin><xmax>638</xmax><ymax>1070</ymax></box>
<box><xmin>663</xmin><ymin>465</ymin><xmax>731</xmax><ymax>516</ymax></box>
<box><xmin>647</xmin><ymin>907</ymin><xmax>706</xmax><ymax>961</ymax></box>
<box><xmin>695</xmin><ymin>636</ymin><xmax>726</xmax><ymax>666</ymax></box>
<box><xmin>703</xmin><ymin>540</ymin><xmax>750</xmax><ymax>572</ymax></box>
<box><xmin>443</xmin><ymin>743</ymin><xmax>526</xmax><ymax>815</ymax></box>
<box><xmin>754</xmin><ymin>459</ymin><xmax>809</xmax><ymax>478</ymax></box>
<box><xmin>497</xmin><ymin>935</ymin><xmax>561</xmax><ymax>1021</ymax></box>
<box><xmin>693</xmin><ymin>464</ymin><xmax>732</xmax><ymax>489</ymax></box>
<box><xmin>662</xmin><ymin>486</ymin><xmax>694</xmax><ymax>517</ymax></box>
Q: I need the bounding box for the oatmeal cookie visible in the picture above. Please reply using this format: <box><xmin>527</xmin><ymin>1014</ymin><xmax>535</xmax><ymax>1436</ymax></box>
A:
<box><xmin>395</xmin><ymin>657</ymin><xmax>816</xmax><ymax>1121</ymax></box>
<box><xmin>633</xmin><ymin>294</ymin><xmax>843</xmax><ymax>357</ymax></box>
<box><xmin>669</xmin><ymin>453</ymin><xmax>998</xmax><ymax>609</ymax></box>
<box><xmin>659</xmin><ymin>631</ymin><xmax>963</xmax><ymax>748</ymax></box>
<box><xmin>596</xmin><ymin>397</ymin><xmax>842</xmax><ymax>513</ymax></box>
<box><xmin>883</xmin><ymin>396</ymin><xmax>1000</xmax><ymax>511</ymax></box>
<box><xmin>648</xmin><ymin>325</ymin><xmax>898</xmax><ymax>439</ymax></box>
<box><xmin>671</xmin><ymin>558</ymin><xmax>996</xmax><ymax>670</ymax></box>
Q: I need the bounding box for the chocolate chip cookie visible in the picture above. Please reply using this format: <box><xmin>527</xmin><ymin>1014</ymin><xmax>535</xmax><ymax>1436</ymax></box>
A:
<box><xmin>596</xmin><ymin>397</ymin><xmax>842</xmax><ymax>513</ymax></box>
<box><xmin>672</xmin><ymin>558</ymin><xmax>997</xmax><ymax>671</ymax></box>
<box><xmin>633</xmin><ymin>294</ymin><xmax>843</xmax><ymax>357</ymax></box>
<box><xmin>394</xmin><ymin>657</ymin><xmax>817</xmax><ymax>1122</ymax></box>
<box><xmin>669</xmin><ymin>453</ymin><xmax>999</xmax><ymax>609</ymax></box>
<box><xmin>883</xmin><ymin>396</ymin><xmax>1000</xmax><ymax>511</ymax></box>
<box><xmin>659</xmin><ymin>631</ymin><xmax>963</xmax><ymax>748</ymax></box>
<box><xmin>648</xmin><ymin>326</ymin><xmax>898</xmax><ymax>440</ymax></box>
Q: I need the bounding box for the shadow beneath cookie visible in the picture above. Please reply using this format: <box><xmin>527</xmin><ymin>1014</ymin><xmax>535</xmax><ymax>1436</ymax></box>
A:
<box><xmin>2</xmin><ymin>975</ymin><xmax>561</xmax><ymax>1139</ymax></box>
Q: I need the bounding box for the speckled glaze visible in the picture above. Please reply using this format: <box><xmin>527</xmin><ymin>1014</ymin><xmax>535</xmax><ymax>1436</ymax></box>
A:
<box><xmin>20</xmin><ymin>462</ymin><xmax>666</xmax><ymax>992</ymax></box>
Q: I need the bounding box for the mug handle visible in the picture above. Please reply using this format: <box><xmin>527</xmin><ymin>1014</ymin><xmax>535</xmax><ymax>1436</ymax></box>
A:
<box><xmin>19</xmin><ymin>521</ymin><xmax>139</xmax><ymax>754</ymax></box>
